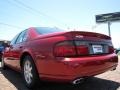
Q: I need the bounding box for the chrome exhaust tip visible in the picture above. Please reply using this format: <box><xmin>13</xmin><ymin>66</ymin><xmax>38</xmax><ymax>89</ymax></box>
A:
<box><xmin>111</xmin><ymin>67</ymin><xmax>116</xmax><ymax>71</ymax></box>
<box><xmin>72</xmin><ymin>78</ymin><xmax>84</xmax><ymax>85</ymax></box>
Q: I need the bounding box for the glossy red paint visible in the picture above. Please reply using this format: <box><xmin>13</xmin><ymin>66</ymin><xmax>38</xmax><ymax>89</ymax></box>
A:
<box><xmin>3</xmin><ymin>27</ymin><xmax>118</xmax><ymax>83</ymax></box>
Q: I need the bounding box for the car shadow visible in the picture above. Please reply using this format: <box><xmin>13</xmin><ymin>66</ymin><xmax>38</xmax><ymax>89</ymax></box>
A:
<box><xmin>0</xmin><ymin>68</ymin><xmax>120</xmax><ymax>90</ymax></box>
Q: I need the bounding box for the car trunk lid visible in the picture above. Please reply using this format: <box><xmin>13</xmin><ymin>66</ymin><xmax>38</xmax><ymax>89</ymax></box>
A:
<box><xmin>54</xmin><ymin>31</ymin><xmax>114</xmax><ymax>57</ymax></box>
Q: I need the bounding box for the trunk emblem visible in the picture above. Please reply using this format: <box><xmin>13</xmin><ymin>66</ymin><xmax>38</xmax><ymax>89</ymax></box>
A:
<box><xmin>75</xmin><ymin>35</ymin><xmax>84</xmax><ymax>38</ymax></box>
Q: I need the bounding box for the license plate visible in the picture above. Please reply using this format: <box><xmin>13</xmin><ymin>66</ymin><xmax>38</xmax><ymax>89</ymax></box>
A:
<box><xmin>92</xmin><ymin>45</ymin><xmax>103</xmax><ymax>54</ymax></box>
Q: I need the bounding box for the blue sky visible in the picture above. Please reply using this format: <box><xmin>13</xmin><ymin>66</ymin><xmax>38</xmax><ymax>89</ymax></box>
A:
<box><xmin>0</xmin><ymin>0</ymin><xmax>120</xmax><ymax>47</ymax></box>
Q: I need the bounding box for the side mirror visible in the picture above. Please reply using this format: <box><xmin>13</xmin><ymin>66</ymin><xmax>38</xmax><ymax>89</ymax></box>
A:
<box><xmin>115</xmin><ymin>49</ymin><xmax>120</xmax><ymax>54</ymax></box>
<box><xmin>4</xmin><ymin>42</ymin><xmax>10</xmax><ymax>48</ymax></box>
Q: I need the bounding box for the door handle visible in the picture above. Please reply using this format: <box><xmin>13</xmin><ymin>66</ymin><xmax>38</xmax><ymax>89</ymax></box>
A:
<box><xmin>19</xmin><ymin>46</ymin><xmax>23</xmax><ymax>48</ymax></box>
<box><xmin>10</xmin><ymin>45</ymin><xmax>13</xmax><ymax>49</ymax></box>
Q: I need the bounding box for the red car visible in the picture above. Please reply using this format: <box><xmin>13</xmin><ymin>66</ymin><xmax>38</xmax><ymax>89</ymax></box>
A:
<box><xmin>2</xmin><ymin>27</ymin><xmax>118</xmax><ymax>88</ymax></box>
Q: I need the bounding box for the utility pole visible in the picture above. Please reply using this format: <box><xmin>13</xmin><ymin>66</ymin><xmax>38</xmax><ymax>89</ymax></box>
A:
<box><xmin>108</xmin><ymin>21</ymin><xmax>111</xmax><ymax>37</ymax></box>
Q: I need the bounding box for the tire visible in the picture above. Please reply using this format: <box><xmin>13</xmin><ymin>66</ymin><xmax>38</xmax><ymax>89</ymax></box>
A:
<box><xmin>22</xmin><ymin>55</ymin><xmax>39</xmax><ymax>88</ymax></box>
<box><xmin>0</xmin><ymin>59</ymin><xmax>1</xmax><ymax>62</ymax></box>
<box><xmin>0</xmin><ymin>53</ymin><xmax>2</xmax><ymax>62</ymax></box>
<box><xmin>1</xmin><ymin>56</ymin><xmax>6</xmax><ymax>70</ymax></box>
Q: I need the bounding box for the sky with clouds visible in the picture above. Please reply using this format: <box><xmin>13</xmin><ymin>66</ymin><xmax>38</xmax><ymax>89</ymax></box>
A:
<box><xmin>0</xmin><ymin>0</ymin><xmax>120</xmax><ymax>47</ymax></box>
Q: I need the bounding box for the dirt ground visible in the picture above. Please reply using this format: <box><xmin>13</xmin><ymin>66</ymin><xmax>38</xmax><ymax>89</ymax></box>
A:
<box><xmin>0</xmin><ymin>56</ymin><xmax>120</xmax><ymax>90</ymax></box>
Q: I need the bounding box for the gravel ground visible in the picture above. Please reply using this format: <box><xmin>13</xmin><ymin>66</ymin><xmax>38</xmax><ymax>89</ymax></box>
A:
<box><xmin>0</xmin><ymin>56</ymin><xmax>120</xmax><ymax>90</ymax></box>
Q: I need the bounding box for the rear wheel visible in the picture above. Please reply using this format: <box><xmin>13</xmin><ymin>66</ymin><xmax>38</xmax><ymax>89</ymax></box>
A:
<box><xmin>0</xmin><ymin>52</ymin><xmax>3</xmax><ymax>62</ymax></box>
<box><xmin>22</xmin><ymin>55</ymin><xmax>39</xmax><ymax>88</ymax></box>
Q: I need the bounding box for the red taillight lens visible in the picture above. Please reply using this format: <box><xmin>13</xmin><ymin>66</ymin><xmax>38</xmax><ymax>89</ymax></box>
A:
<box><xmin>54</xmin><ymin>41</ymin><xmax>89</xmax><ymax>57</ymax></box>
<box><xmin>54</xmin><ymin>41</ymin><xmax>76</xmax><ymax>57</ymax></box>
<box><xmin>109</xmin><ymin>46</ymin><xmax>114</xmax><ymax>53</ymax></box>
<box><xmin>77</xmin><ymin>45</ymin><xmax>89</xmax><ymax>55</ymax></box>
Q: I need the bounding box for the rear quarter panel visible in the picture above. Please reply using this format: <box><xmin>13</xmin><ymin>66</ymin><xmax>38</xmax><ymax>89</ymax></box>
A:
<box><xmin>26</xmin><ymin>35</ymin><xmax>71</xmax><ymax>74</ymax></box>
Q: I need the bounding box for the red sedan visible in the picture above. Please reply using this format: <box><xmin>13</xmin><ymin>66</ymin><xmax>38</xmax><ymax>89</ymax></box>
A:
<box><xmin>2</xmin><ymin>27</ymin><xmax>118</xmax><ymax>88</ymax></box>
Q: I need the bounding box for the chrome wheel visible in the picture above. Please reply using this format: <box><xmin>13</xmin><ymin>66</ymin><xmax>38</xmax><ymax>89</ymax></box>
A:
<box><xmin>24</xmin><ymin>60</ymin><xmax>33</xmax><ymax>84</ymax></box>
<box><xmin>22</xmin><ymin>55</ymin><xmax>39</xmax><ymax>88</ymax></box>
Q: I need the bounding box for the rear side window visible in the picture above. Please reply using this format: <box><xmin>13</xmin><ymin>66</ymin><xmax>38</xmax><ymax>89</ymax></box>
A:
<box><xmin>10</xmin><ymin>34</ymin><xmax>20</xmax><ymax>45</ymax></box>
<box><xmin>35</xmin><ymin>27</ymin><xmax>66</xmax><ymax>35</ymax></box>
<box><xmin>10</xmin><ymin>30</ymin><xmax>27</xmax><ymax>45</ymax></box>
<box><xmin>16</xmin><ymin>30</ymin><xmax>27</xmax><ymax>44</ymax></box>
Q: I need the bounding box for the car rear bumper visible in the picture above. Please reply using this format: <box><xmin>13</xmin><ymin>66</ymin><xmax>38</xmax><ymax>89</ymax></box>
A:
<box><xmin>40</xmin><ymin>64</ymin><xmax>117</xmax><ymax>83</ymax></box>
<box><xmin>37</xmin><ymin>53</ymin><xmax>118</xmax><ymax>82</ymax></box>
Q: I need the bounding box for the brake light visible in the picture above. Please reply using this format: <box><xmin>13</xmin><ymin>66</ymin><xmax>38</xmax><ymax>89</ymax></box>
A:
<box><xmin>109</xmin><ymin>46</ymin><xmax>114</xmax><ymax>53</ymax></box>
<box><xmin>54</xmin><ymin>41</ymin><xmax>76</xmax><ymax>57</ymax></box>
<box><xmin>77</xmin><ymin>45</ymin><xmax>89</xmax><ymax>55</ymax></box>
<box><xmin>54</xmin><ymin>41</ymin><xmax>89</xmax><ymax>57</ymax></box>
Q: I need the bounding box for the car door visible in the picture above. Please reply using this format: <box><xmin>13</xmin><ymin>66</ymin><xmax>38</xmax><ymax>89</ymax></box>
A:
<box><xmin>4</xmin><ymin>33</ymin><xmax>20</xmax><ymax>66</ymax></box>
<box><xmin>5</xmin><ymin>30</ymin><xmax>28</xmax><ymax>70</ymax></box>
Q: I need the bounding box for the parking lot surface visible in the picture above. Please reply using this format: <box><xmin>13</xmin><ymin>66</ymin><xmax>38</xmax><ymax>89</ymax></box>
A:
<box><xmin>0</xmin><ymin>57</ymin><xmax>120</xmax><ymax>90</ymax></box>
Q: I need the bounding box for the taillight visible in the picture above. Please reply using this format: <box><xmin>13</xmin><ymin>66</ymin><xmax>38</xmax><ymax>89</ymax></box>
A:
<box><xmin>109</xmin><ymin>46</ymin><xmax>114</xmax><ymax>53</ymax></box>
<box><xmin>54</xmin><ymin>41</ymin><xmax>89</xmax><ymax>57</ymax></box>
<box><xmin>77</xmin><ymin>45</ymin><xmax>89</xmax><ymax>55</ymax></box>
<box><xmin>54</xmin><ymin>41</ymin><xmax>76</xmax><ymax>57</ymax></box>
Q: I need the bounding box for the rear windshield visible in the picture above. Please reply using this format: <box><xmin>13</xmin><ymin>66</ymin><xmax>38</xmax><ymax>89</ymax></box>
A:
<box><xmin>35</xmin><ymin>27</ymin><xmax>66</xmax><ymax>35</ymax></box>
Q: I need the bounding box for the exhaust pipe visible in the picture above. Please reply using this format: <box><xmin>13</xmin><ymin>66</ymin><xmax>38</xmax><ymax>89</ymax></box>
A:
<box><xmin>72</xmin><ymin>78</ymin><xmax>84</xmax><ymax>85</ymax></box>
<box><xmin>111</xmin><ymin>67</ymin><xmax>116</xmax><ymax>71</ymax></box>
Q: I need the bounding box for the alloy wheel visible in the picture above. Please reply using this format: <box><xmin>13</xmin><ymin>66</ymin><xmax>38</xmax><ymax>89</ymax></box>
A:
<box><xmin>24</xmin><ymin>60</ymin><xmax>33</xmax><ymax>84</ymax></box>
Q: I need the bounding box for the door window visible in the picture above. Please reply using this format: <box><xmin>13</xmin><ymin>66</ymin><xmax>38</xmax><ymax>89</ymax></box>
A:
<box><xmin>10</xmin><ymin>34</ymin><xmax>20</xmax><ymax>45</ymax></box>
<box><xmin>16</xmin><ymin>30</ymin><xmax>27</xmax><ymax>44</ymax></box>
